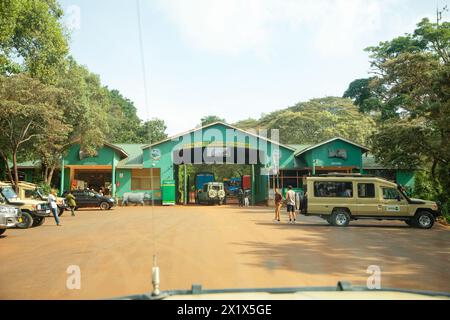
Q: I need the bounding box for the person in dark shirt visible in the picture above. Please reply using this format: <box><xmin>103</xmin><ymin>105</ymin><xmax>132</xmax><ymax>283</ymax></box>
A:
<box><xmin>274</xmin><ymin>188</ymin><xmax>283</xmax><ymax>222</ymax></box>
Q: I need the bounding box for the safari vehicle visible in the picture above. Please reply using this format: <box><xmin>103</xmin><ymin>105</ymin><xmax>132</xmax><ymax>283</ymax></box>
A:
<box><xmin>12</xmin><ymin>181</ymin><xmax>66</xmax><ymax>216</ymax></box>
<box><xmin>299</xmin><ymin>174</ymin><xmax>440</xmax><ymax>229</ymax></box>
<box><xmin>0</xmin><ymin>182</ymin><xmax>51</xmax><ymax>229</ymax></box>
<box><xmin>0</xmin><ymin>204</ymin><xmax>20</xmax><ymax>236</ymax></box>
<box><xmin>196</xmin><ymin>182</ymin><xmax>226</xmax><ymax>205</ymax></box>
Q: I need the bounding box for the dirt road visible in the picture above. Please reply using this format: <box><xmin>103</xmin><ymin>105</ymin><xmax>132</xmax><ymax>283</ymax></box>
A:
<box><xmin>0</xmin><ymin>205</ymin><xmax>449</xmax><ymax>299</ymax></box>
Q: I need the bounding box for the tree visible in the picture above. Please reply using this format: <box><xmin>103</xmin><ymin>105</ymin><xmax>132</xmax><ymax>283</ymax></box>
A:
<box><xmin>257</xmin><ymin>97</ymin><xmax>376</xmax><ymax>145</ymax></box>
<box><xmin>0</xmin><ymin>0</ymin><xmax>69</xmax><ymax>82</ymax></box>
<box><xmin>34</xmin><ymin>57</ymin><xmax>110</xmax><ymax>184</ymax></box>
<box><xmin>0</xmin><ymin>74</ymin><xmax>69</xmax><ymax>191</ymax></box>
<box><xmin>106</xmin><ymin>89</ymin><xmax>142</xmax><ymax>143</ymax></box>
<box><xmin>344</xmin><ymin>17</ymin><xmax>450</xmax><ymax>216</ymax></box>
<box><xmin>138</xmin><ymin>118</ymin><xmax>168</xmax><ymax>144</ymax></box>
<box><xmin>200</xmin><ymin>115</ymin><xmax>226</xmax><ymax>127</ymax></box>
<box><xmin>233</xmin><ymin>118</ymin><xmax>260</xmax><ymax>130</ymax></box>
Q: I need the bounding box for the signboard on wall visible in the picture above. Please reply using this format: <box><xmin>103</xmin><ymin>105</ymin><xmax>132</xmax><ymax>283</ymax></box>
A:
<box><xmin>79</xmin><ymin>149</ymin><xmax>98</xmax><ymax>160</ymax></box>
<box><xmin>205</xmin><ymin>146</ymin><xmax>231</xmax><ymax>158</ymax></box>
<box><xmin>328</xmin><ymin>149</ymin><xmax>347</xmax><ymax>160</ymax></box>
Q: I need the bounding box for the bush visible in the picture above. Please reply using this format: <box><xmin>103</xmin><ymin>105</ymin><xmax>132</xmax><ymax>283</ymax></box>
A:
<box><xmin>414</xmin><ymin>169</ymin><xmax>450</xmax><ymax>223</ymax></box>
<box><xmin>37</xmin><ymin>183</ymin><xmax>52</xmax><ymax>195</ymax></box>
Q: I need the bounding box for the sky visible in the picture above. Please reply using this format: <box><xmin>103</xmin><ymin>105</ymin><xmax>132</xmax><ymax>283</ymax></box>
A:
<box><xmin>58</xmin><ymin>0</ymin><xmax>446</xmax><ymax>135</ymax></box>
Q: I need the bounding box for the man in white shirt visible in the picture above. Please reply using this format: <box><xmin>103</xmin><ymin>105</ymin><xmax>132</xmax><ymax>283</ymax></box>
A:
<box><xmin>286</xmin><ymin>185</ymin><xmax>296</xmax><ymax>224</ymax></box>
<box><xmin>48</xmin><ymin>191</ymin><xmax>61</xmax><ymax>226</ymax></box>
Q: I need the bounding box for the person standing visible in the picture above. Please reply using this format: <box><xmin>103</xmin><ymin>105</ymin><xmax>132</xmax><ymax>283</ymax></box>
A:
<box><xmin>286</xmin><ymin>185</ymin><xmax>296</xmax><ymax>224</ymax></box>
<box><xmin>65</xmin><ymin>191</ymin><xmax>77</xmax><ymax>216</ymax></box>
<box><xmin>274</xmin><ymin>188</ymin><xmax>282</xmax><ymax>222</ymax></box>
<box><xmin>48</xmin><ymin>191</ymin><xmax>61</xmax><ymax>226</ymax></box>
<box><xmin>238</xmin><ymin>188</ymin><xmax>244</xmax><ymax>207</ymax></box>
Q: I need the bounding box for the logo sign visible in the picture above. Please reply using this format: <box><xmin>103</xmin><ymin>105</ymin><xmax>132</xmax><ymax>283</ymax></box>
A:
<box><xmin>385</xmin><ymin>205</ymin><xmax>400</xmax><ymax>212</ymax></box>
<box><xmin>328</xmin><ymin>149</ymin><xmax>347</xmax><ymax>160</ymax></box>
<box><xmin>151</xmin><ymin>148</ymin><xmax>161</xmax><ymax>161</ymax></box>
<box><xmin>79</xmin><ymin>149</ymin><xmax>98</xmax><ymax>160</ymax></box>
<box><xmin>205</xmin><ymin>147</ymin><xmax>230</xmax><ymax>158</ymax></box>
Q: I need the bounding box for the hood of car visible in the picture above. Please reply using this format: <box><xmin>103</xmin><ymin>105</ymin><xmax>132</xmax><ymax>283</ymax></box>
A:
<box><xmin>409</xmin><ymin>198</ymin><xmax>434</xmax><ymax>205</ymax></box>
<box><xmin>8</xmin><ymin>198</ymin><xmax>45</xmax><ymax>206</ymax></box>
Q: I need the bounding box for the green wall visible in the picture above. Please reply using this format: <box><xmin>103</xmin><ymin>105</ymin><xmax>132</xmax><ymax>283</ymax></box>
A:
<box><xmin>65</xmin><ymin>145</ymin><xmax>120</xmax><ymax>166</ymax></box>
<box><xmin>300</xmin><ymin>140</ymin><xmax>363</xmax><ymax>171</ymax></box>
<box><xmin>115</xmin><ymin>169</ymin><xmax>162</xmax><ymax>200</ymax></box>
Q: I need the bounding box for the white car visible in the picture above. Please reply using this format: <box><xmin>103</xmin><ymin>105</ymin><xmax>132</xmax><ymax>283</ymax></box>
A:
<box><xmin>0</xmin><ymin>204</ymin><xmax>20</xmax><ymax>236</ymax></box>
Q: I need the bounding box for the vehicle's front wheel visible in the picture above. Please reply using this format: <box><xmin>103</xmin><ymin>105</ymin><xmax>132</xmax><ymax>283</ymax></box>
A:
<box><xmin>32</xmin><ymin>216</ymin><xmax>45</xmax><ymax>227</ymax></box>
<box><xmin>58</xmin><ymin>206</ymin><xmax>65</xmax><ymax>217</ymax></box>
<box><xmin>0</xmin><ymin>229</ymin><xmax>6</xmax><ymax>236</ymax></box>
<box><xmin>414</xmin><ymin>211</ymin><xmax>435</xmax><ymax>229</ymax></box>
<box><xmin>100</xmin><ymin>202</ymin><xmax>110</xmax><ymax>210</ymax></box>
<box><xmin>330</xmin><ymin>209</ymin><xmax>351</xmax><ymax>227</ymax></box>
<box><xmin>16</xmin><ymin>212</ymin><xmax>33</xmax><ymax>229</ymax></box>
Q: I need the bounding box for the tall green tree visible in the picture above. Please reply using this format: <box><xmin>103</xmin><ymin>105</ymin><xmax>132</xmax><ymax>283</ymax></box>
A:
<box><xmin>0</xmin><ymin>74</ymin><xmax>69</xmax><ymax>191</ymax></box>
<box><xmin>200</xmin><ymin>115</ymin><xmax>226</xmax><ymax>127</ymax></box>
<box><xmin>106</xmin><ymin>89</ymin><xmax>142</xmax><ymax>143</ymax></box>
<box><xmin>0</xmin><ymin>0</ymin><xmax>69</xmax><ymax>82</ymax></box>
<box><xmin>344</xmin><ymin>17</ymin><xmax>450</xmax><ymax>214</ymax></box>
<box><xmin>254</xmin><ymin>97</ymin><xmax>376</xmax><ymax>145</ymax></box>
<box><xmin>35</xmin><ymin>57</ymin><xmax>110</xmax><ymax>184</ymax></box>
<box><xmin>138</xmin><ymin>118</ymin><xmax>168</xmax><ymax>144</ymax></box>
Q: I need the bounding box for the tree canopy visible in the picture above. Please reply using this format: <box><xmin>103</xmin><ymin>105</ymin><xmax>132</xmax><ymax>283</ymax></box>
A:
<box><xmin>0</xmin><ymin>0</ymin><xmax>69</xmax><ymax>82</ymax></box>
<box><xmin>200</xmin><ymin>115</ymin><xmax>226</xmax><ymax>127</ymax></box>
<box><xmin>235</xmin><ymin>97</ymin><xmax>376</xmax><ymax>145</ymax></box>
<box><xmin>344</xmin><ymin>17</ymin><xmax>450</xmax><ymax>212</ymax></box>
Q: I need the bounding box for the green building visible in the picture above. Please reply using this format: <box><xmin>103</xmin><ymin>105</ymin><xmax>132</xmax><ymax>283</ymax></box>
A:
<box><xmin>9</xmin><ymin>122</ymin><xmax>415</xmax><ymax>204</ymax></box>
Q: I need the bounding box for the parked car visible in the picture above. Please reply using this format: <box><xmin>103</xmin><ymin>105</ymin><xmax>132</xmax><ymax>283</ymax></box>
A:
<box><xmin>196</xmin><ymin>182</ymin><xmax>226</xmax><ymax>205</ymax></box>
<box><xmin>13</xmin><ymin>181</ymin><xmax>66</xmax><ymax>216</ymax></box>
<box><xmin>299</xmin><ymin>174</ymin><xmax>440</xmax><ymax>229</ymax></box>
<box><xmin>0</xmin><ymin>204</ymin><xmax>20</xmax><ymax>236</ymax></box>
<box><xmin>0</xmin><ymin>182</ymin><xmax>51</xmax><ymax>228</ymax></box>
<box><xmin>65</xmin><ymin>190</ymin><xmax>116</xmax><ymax>210</ymax></box>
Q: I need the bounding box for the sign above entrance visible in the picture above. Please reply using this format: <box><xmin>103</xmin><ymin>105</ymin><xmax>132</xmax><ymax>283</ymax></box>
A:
<box><xmin>79</xmin><ymin>149</ymin><xmax>98</xmax><ymax>160</ymax></box>
<box><xmin>205</xmin><ymin>147</ymin><xmax>231</xmax><ymax>158</ymax></box>
<box><xmin>328</xmin><ymin>149</ymin><xmax>347</xmax><ymax>160</ymax></box>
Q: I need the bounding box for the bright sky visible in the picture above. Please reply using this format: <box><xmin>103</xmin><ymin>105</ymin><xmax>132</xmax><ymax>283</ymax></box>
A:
<box><xmin>59</xmin><ymin>0</ymin><xmax>444</xmax><ymax>135</ymax></box>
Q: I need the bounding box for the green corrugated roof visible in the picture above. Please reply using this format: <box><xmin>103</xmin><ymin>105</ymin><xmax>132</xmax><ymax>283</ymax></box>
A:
<box><xmin>8</xmin><ymin>160</ymin><xmax>41</xmax><ymax>168</ymax></box>
<box><xmin>114</xmin><ymin>144</ymin><xmax>146</xmax><ymax>168</ymax></box>
<box><xmin>287</xmin><ymin>144</ymin><xmax>312</xmax><ymax>153</ymax></box>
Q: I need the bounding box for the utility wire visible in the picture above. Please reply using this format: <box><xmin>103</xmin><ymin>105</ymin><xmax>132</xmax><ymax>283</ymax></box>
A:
<box><xmin>136</xmin><ymin>0</ymin><xmax>157</xmax><ymax>263</ymax></box>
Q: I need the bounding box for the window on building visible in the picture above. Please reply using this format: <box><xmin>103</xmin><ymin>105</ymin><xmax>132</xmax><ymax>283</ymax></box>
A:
<box><xmin>358</xmin><ymin>183</ymin><xmax>375</xmax><ymax>198</ymax></box>
<box><xmin>131</xmin><ymin>169</ymin><xmax>161</xmax><ymax>190</ymax></box>
<box><xmin>314</xmin><ymin>181</ymin><xmax>353</xmax><ymax>197</ymax></box>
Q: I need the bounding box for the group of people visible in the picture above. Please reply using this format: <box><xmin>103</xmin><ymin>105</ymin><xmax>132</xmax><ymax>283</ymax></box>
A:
<box><xmin>274</xmin><ymin>185</ymin><xmax>298</xmax><ymax>224</ymax></box>
<box><xmin>237</xmin><ymin>188</ymin><xmax>250</xmax><ymax>207</ymax></box>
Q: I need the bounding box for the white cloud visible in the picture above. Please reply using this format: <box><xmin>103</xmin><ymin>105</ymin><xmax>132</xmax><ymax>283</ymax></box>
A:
<box><xmin>157</xmin><ymin>0</ymin><xmax>405</xmax><ymax>57</ymax></box>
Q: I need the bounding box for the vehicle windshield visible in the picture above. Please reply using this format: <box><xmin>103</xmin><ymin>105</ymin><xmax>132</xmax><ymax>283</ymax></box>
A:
<box><xmin>1</xmin><ymin>187</ymin><xmax>18</xmax><ymax>200</ymax></box>
<box><xmin>1</xmin><ymin>0</ymin><xmax>449</xmax><ymax>302</ymax></box>
<box><xmin>35</xmin><ymin>188</ymin><xmax>47</xmax><ymax>198</ymax></box>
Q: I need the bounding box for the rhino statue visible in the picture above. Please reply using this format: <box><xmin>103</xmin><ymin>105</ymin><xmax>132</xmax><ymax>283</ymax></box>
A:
<box><xmin>122</xmin><ymin>192</ymin><xmax>152</xmax><ymax>206</ymax></box>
